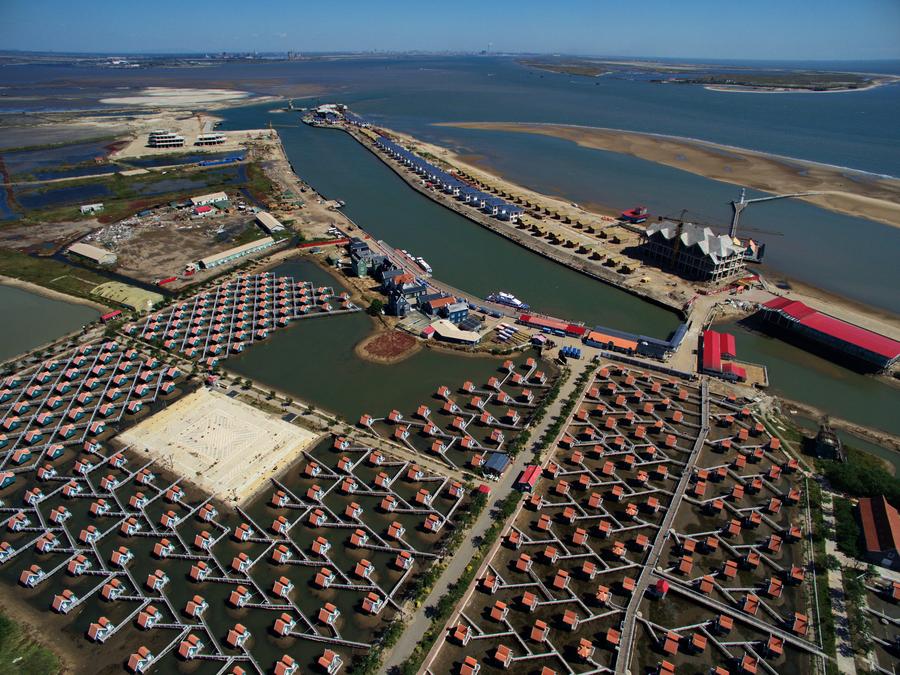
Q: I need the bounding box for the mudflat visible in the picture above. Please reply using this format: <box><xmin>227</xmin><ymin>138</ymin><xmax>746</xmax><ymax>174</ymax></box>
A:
<box><xmin>439</xmin><ymin>121</ymin><xmax>900</xmax><ymax>229</ymax></box>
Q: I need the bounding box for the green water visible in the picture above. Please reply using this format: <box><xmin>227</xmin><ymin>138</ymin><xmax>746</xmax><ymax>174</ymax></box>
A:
<box><xmin>0</xmin><ymin>284</ymin><xmax>99</xmax><ymax>362</ymax></box>
<box><xmin>227</xmin><ymin>259</ymin><xmax>508</xmax><ymax>421</ymax></box>
<box><xmin>718</xmin><ymin>319</ymin><xmax>900</xmax><ymax>437</ymax></box>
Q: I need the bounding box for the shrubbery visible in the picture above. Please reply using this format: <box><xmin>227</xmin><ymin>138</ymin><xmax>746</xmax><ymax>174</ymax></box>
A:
<box><xmin>349</xmin><ymin>489</ymin><xmax>491</xmax><ymax>674</ymax></box>
<box><xmin>822</xmin><ymin>446</ymin><xmax>900</xmax><ymax>504</ymax></box>
<box><xmin>832</xmin><ymin>497</ymin><xmax>862</xmax><ymax>558</ymax></box>
<box><xmin>397</xmin><ymin>492</ymin><xmax>521</xmax><ymax>675</ymax></box>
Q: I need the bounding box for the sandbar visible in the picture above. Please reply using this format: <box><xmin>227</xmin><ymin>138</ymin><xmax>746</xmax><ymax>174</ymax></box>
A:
<box><xmin>438</xmin><ymin>122</ymin><xmax>900</xmax><ymax>230</ymax></box>
<box><xmin>100</xmin><ymin>86</ymin><xmax>253</xmax><ymax>107</ymax></box>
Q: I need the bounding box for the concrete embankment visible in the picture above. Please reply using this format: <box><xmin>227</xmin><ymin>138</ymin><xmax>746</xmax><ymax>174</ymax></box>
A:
<box><xmin>339</xmin><ymin>126</ymin><xmax>687</xmax><ymax>318</ymax></box>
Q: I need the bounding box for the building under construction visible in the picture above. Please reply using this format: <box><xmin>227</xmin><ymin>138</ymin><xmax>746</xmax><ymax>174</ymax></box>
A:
<box><xmin>643</xmin><ymin>220</ymin><xmax>747</xmax><ymax>282</ymax></box>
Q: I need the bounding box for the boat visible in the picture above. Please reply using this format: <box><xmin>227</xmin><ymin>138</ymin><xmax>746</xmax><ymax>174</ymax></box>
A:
<box><xmin>486</xmin><ymin>291</ymin><xmax>529</xmax><ymax>310</ymax></box>
<box><xmin>620</xmin><ymin>206</ymin><xmax>649</xmax><ymax>224</ymax></box>
<box><xmin>415</xmin><ymin>257</ymin><xmax>432</xmax><ymax>274</ymax></box>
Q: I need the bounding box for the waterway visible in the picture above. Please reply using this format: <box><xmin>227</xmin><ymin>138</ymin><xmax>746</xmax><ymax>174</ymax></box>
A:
<box><xmin>217</xmin><ymin>103</ymin><xmax>900</xmax><ymax>445</ymax></box>
<box><xmin>0</xmin><ymin>284</ymin><xmax>99</xmax><ymax>362</ymax></box>
<box><xmin>420</xmin><ymin>127</ymin><xmax>900</xmax><ymax>314</ymax></box>
<box><xmin>219</xmin><ymin>104</ymin><xmax>679</xmax><ymax>337</ymax></box>
<box><xmin>227</xmin><ymin>259</ymin><xmax>511</xmax><ymax>421</ymax></box>
<box><xmin>2</xmin><ymin>56</ymin><xmax>898</xmax><ymax>312</ymax></box>
<box><xmin>718</xmin><ymin>318</ymin><xmax>900</xmax><ymax>438</ymax></box>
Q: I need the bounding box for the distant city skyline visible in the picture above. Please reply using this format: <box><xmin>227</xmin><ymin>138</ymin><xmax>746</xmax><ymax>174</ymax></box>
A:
<box><xmin>3</xmin><ymin>0</ymin><xmax>900</xmax><ymax>61</ymax></box>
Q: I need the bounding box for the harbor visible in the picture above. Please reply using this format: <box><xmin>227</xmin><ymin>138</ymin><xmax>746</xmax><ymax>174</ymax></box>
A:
<box><xmin>218</xmin><ymin>103</ymin><xmax>681</xmax><ymax>338</ymax></box>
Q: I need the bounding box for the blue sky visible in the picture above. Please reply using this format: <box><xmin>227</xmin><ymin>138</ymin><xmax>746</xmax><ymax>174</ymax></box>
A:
<box><xmin>2</xmin><ymin>0</ymin><xmax>899</xmax><ymax>60</ymax></box>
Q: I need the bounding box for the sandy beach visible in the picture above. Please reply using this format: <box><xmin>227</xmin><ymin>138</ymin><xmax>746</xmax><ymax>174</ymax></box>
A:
<box><xmin>438</xmin><ymin>122</ymin><xmax>900</xmax><ymax>229</ymax></box>
<box><xmin>0</xmin><ymin>274</ymin><xmax>109</xmax><ymax>312</ymax></box>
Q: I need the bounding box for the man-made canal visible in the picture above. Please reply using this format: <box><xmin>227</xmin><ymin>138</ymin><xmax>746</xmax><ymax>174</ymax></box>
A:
<box><xmin>219</xmin><ymin>104</ymin><xmax>680</xmax><ymax>338</ymax></box>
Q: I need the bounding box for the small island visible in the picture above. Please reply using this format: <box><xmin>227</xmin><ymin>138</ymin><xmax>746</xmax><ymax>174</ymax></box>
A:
<box><xmin>519</xmin><ymin>57</ymin><xmax>899</xmax><ymax>93</ymax></box>
<box><xmin>660</xmin><ymin>71</ymin><xmax>891</xmax><ymax>93</ymax></box>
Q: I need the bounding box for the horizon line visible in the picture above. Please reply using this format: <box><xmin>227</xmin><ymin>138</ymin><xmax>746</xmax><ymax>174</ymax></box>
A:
<box><xmin>2</xmin><ymin>49</ymin><xmax>899</xmax><ymax>63</ymax></box>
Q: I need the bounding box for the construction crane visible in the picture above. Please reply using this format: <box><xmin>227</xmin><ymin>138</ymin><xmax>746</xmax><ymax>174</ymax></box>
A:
<box><xmin>663</xmin><ymin>208</ymin><xmax>783</xmax><ymax>238</ymax></box>
<box><xmin>730</xmin><ymin>187</ymin><xmax>823</xmax><ymax>238</ymax></box>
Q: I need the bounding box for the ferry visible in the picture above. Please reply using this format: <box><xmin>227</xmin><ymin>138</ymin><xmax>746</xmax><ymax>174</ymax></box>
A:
<box><xmin>486</xmin><ymin>291</ymin><xmax>529</xmax><ymax>310</ymax></box>
<box><xmin>620</xmin><ymin>206</ymin><xmax>649</xmax><ymax>224</ymax></box>
<box><xmin>415</xmin><ymin>257</ymin><xmax>432</xmax><ymax>274</ymax></box>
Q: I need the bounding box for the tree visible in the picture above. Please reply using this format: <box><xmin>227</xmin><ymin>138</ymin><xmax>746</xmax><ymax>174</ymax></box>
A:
<box><xmin>366</xmin><ymin>299</ymin><xmax>384</xmax><ymax>316</ymax></box>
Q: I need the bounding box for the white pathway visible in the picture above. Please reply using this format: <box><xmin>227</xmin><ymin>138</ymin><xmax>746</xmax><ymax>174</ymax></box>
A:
<box><xmin>822</xmin><ymin>491</ymin><xmax>860</xmax><ymax>674</ymax></box>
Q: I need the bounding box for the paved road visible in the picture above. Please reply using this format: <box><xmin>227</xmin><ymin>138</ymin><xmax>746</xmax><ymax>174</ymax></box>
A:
<box><xmin>668</xmin><ymin>294</ymin><xmax>718</xmax><ymax>373</ymax></box>
<box><xmin>614</xmin><ymin>377</ymin><xmax>710</xmax><ymax>673</ymax></box>
<box><xmin>382</xmin><ymin>360</ymin><xmax>593</xmax><ymax>672</ymax></box>
<box><xmin>821</xmin><ymin>492</ymin><xmax>860</xmax><ymax>674</ymax></box>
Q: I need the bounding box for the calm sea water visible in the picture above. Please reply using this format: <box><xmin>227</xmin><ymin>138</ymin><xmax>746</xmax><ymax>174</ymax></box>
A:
<box><xmin>2</xmin><ymin>56</ymin><xmax>899</xmax><ymax>437</ymax></box>
<box><xmin>0</xmin><ymin>285</ymin><xmax>98</xmax><ymax>361</ymax></box>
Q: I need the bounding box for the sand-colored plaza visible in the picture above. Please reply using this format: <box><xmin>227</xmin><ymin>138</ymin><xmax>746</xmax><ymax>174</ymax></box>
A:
<box><xmin>119</xmin><ymin>387</ymin><xmax>320</xmax><ymax>504</ymax></box>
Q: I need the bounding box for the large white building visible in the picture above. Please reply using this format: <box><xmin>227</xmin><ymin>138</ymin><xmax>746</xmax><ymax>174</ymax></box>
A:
<box><xmin>195</xmin><ymin>133</ymin><xmax>226</xmax><ymax>146</ymax></box>
<box><xmin>68</xmin><ymin>242</ymin><xmax>117</xmax><ymax>266</ymax></box>
<box><xmin>198</xmin><ymin>237</ymin><xmax>275</xmax><ymax>269</ymax></box>
<box><xmin>147</xmin><ymin>130</ymin><xmax>185</xmax><ymax>148</ymax></box>
<box><xmin>190</xmin><ymin>192</ymin><xmax>229</xmax><ymax>207</ymax></box>
<box><xmin>255</xmin><ymin>211</ymin><xmax>285</xmax><ymax>234</ymax></box>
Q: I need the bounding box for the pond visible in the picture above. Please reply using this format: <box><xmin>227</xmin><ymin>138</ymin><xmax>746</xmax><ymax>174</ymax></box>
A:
<box><xmin>0</xmin><ymin>284</ymin><xmax>99</xmax><ymax>361</ymax></box>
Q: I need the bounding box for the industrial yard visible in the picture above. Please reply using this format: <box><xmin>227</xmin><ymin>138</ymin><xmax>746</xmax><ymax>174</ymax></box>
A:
<box><xmin>79</xmin><ymin>196</ymin><xmax>277</xmax><ymax>285</ymax></box>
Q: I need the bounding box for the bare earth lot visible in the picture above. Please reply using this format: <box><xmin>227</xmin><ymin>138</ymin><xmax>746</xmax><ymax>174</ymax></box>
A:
<box><xmin>118</xmin><ymin>387</ymin><xmax>320</xmax><ymax>504</ymax></box>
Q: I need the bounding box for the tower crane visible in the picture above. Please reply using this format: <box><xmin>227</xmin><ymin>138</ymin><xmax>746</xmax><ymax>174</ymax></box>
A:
<box><xmin>730</xmin><ymin>187</ymin><xmax>823</xmax><ymax>238</ymax></box>
<box><xmin>662</xmin><ymin>208</ymin><xmax>783</xmax><ymax>237</ymax></box>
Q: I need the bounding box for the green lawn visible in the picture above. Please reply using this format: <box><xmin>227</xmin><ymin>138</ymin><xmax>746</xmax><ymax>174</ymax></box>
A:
<box><xmin>0</xmin><ymin>611</ymin><xmax>61</xmax><ymax>675</ymax></box>
<box><xmin>0</xmin><ymin>248</ymin><xmax>109</xmax><ymax>301</ymax></box>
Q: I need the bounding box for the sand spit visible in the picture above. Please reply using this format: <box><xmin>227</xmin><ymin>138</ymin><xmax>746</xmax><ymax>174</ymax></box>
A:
<box><xmin>438</xmin><ymin>122</ymin><xmax>900</xmax><ymax>230</ymax></box>
<box><xmin>100</xmin><ymin>86</ymin><xmax>253</xmax><ymax>108</ymax></box>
